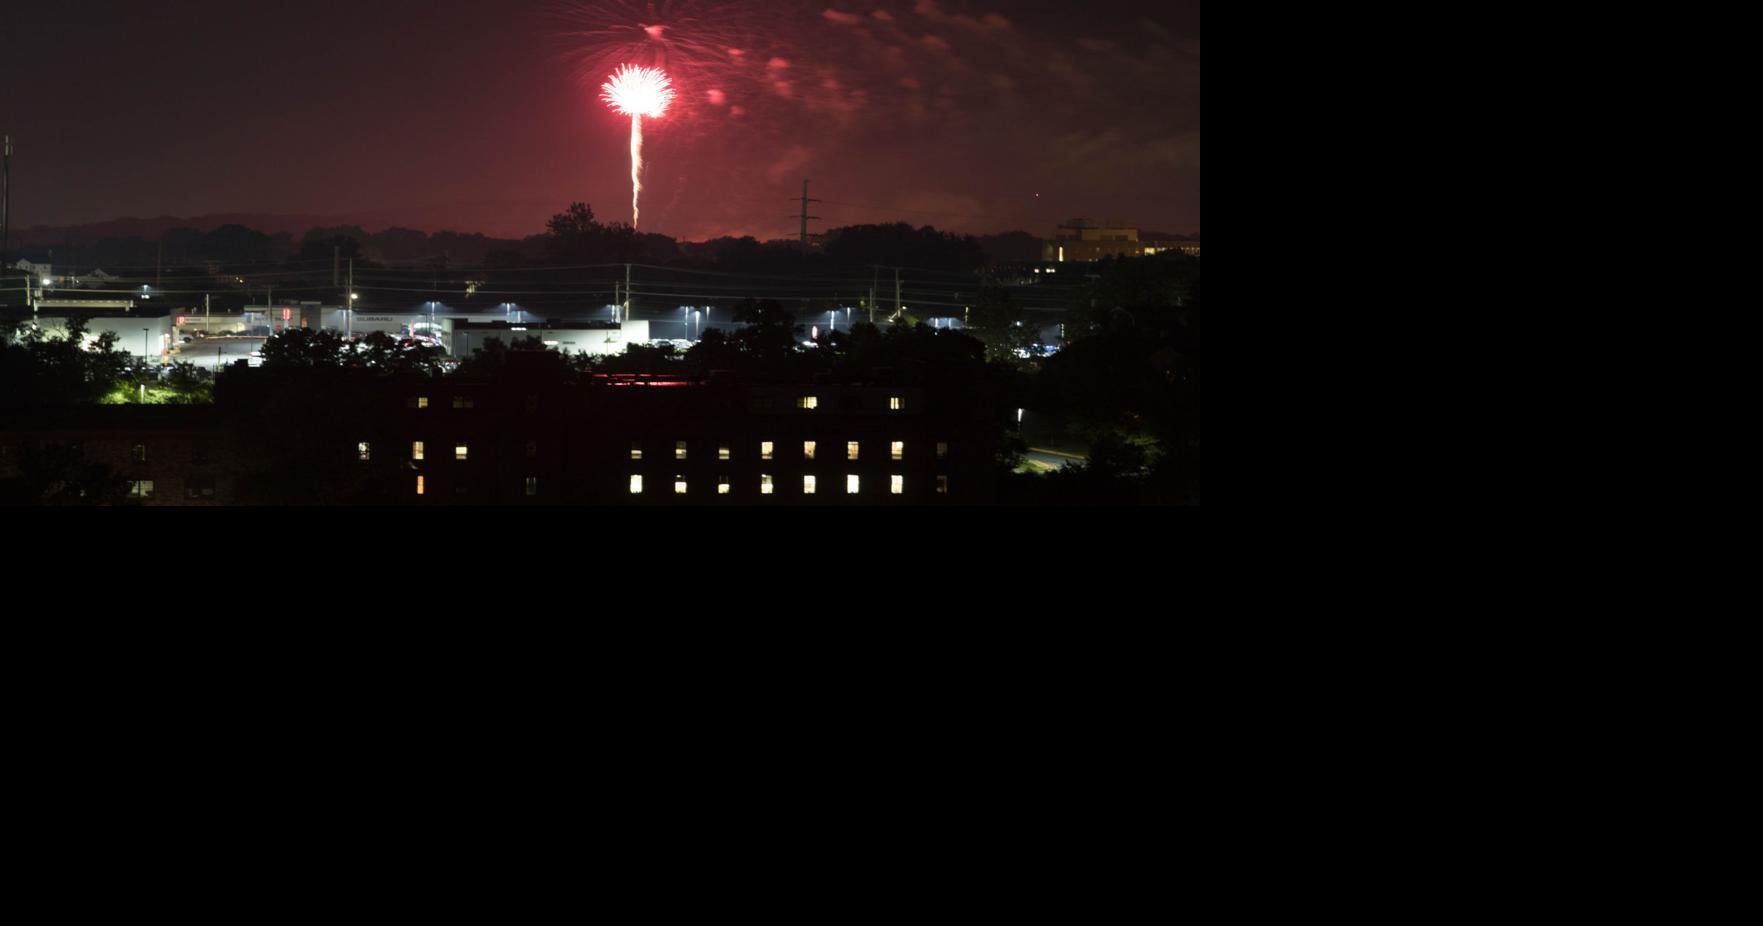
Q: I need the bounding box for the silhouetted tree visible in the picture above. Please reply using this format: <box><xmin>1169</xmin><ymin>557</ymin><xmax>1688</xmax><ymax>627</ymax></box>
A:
<box><xmin>0</xmin><ymin>442</ymin><xmax>131</xmax><ymax>506</ymax></box>
<box><xmin>0</xmin><ymin>318</ymin><xmax>131</xmax><ymax>404</ymax></box>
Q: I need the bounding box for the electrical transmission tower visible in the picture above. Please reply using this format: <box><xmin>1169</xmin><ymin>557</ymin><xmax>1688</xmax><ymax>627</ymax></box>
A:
<box><xmin>790</xmin><ymin>180</ymin><xmax>822</xmax><ymax>247</ymax></box>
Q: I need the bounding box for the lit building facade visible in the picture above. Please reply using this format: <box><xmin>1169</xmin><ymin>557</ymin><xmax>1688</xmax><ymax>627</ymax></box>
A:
<box><xmin>1042</xmin><ymin>221</ymin><xmax>1200</xmax><ymax>262</ymax></box>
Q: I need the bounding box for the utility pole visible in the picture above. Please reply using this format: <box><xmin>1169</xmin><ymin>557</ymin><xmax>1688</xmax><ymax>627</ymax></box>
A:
<box><xmin>791</xmin><ymin>180</ymin><xmax>822</xmax><ymax>248</ymax></box>
<box><xmin>624</xmin><ymin>263</ymin><xmax>632</xmax><ymax>323</ymax></box>
<box><xmin>347</xmin><ymin>258</ymin><xmax>354</xmax><ymax>339</ymax></box>
<box><xmin>870</xmin><ymin>266</ymin><xmax>878</xmax><ymax>325</ymax></box>
<box><xmin>894</xmin><ymin>267</ymin><xmax>902</xmax><ymax>319</ymax></box>
<box><xmin>205</xmin><ymin>293</ymin><xmax>210</xmax><ymax>337</ymax></box>
<box><xmin>2</xmin><ymin>135</ymin><xmax>11</xmax><ymax>270</ymax></box>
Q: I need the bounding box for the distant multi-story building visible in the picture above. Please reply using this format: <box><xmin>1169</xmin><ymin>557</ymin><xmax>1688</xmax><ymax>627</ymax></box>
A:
<box><xmin>1042</xmin><ymin>220</ymin><xmax>1200</xmax><ymax>262</ymax></box>
<box><xmin>2</xmin><ymin>353</ymin><xmax>997</xmax><ymax>505</ymax></box>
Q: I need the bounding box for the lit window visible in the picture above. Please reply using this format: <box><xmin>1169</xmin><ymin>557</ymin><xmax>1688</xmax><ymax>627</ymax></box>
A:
<box><xmin>891</xmin><ymin>441</ymin><xmax>904</xmax><ymax>461</ymax></box>
<box><xmin>718</xmin><ymin>442</ymin><xmax>731</xmax><ymax>461</ymax></box>
<box><xmin>413</xmin><ymin>441</ymin><xmax>425</xmax><ymax>461</ymax></box>
<box><xmin>416</xmin><ymin>476</ymin><xmax>425</xmax><ymax>496</ymax></box>
<box><xmin>718</xmin><ymin>477</ymin><xmax>731</xmax><ymax>495</ymax></box>
<box><xmin>129</xmin><ymin>480</ymin><xmax>155</xmax><ymax>499</ymax></box>
<box><xmin>891</xmin><ymin>475</ymin><xmax>904</xmax><ymax>495</ymax></box>
<box><xmin>452</xmin><ymin>396</ymin><xmax>474</xmax><ymax>409</ymax></box>
<box><xmin>358</xmin><ymin>442</ymin><xmax>371</xmax><ymax>461</ymax></box>
<box><xmin>937</xmin><ymin>441</ymin><xmax>950</xmax><ymax>459</ymax></box>
<box><xmin>847</xmin><ymin>475</ymin><xmax>860</xmax><ymax>495</ymax></box>
<box><xmin>526</xmin><ymin>477</ymin><xmax>538</xmax><ymax>497</ymax></box>
<box><xmin>847</xmin><ymin>441</ymin><xmax>860</xmax><ymax>461</ymax></box>
<box><xmin>132</xmin><ymin>444</ymin><xmax>148</xmax><ymax>463</ymax></box>
<box><xmin>890</xmin><ymin>396</ymin><xmax>903</xmax><ymax>411</ymax></box>
<box><xmin>798</xmin><ymin>396</ymin><xmax>819</xmax><ymax>410</ymax></box>
<box><xmin>630</xmin><ymin>475</ymin><xmax>644</xmax><ymax>494</ymax></box>
<box><xmin>803</xmin><ymin>475</ymin><xmax>817</xmax><ymax>495</ymax></box>
<box><xmin>937</xmin><ymin>476</ymin><xmax>949</xmax><ymax>495</ymax></box>
<box><xmin>631</xmin><ymin>442</ymin><xmax>643</xmax><ymax>460</ymax></box>
<box><xmin>761</xmin><ymin>441</ymin><xmax>774</xmax><ymax>460</ymax></box>
<box><xmin>409</xmin><ymin>397</ymin><xmax>429</xmax><ymax>409</ymax></box>
<box><xmin>761</xmin><ymin>474</ymin><xmax>775</xmax><ymax>495</ymax></box>
<box><xmin>674</xmin><ymin>477</ymin><xmax>688</xmax><ymax>495</ymax></box>
<box><xmin>803</xmin><ymin>441</ymin><xmax>817</xmax><ymax>460</ymax></box>
<box><xmin>676</xmin><ymin>441</ymin><xmax>688</xmax><ymax>460</ymax></box>
<box><xmin>455</xmin><ymin>445</ymin><xmax>469</xmax><ymax>461</ymax></box>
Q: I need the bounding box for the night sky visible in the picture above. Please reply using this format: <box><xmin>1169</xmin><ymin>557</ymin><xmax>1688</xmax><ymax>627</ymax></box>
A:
<box><xmin>4</xmin><ymin>0</ymin><xmax>1199</xmax><ymax>242</ymax></box>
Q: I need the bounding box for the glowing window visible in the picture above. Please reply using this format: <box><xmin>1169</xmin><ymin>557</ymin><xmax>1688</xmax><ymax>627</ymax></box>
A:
<box><xmin>719</xmin><ymin>442</ymin><xmax>731</xmax><ymax>461</ymax></box>
<box><xmin>937</xmin><ymin>476</ymin><xmax>949</xmax><ymax>495</ymax></box>
<box><xmin>891</xmin><ymin>441</ymin><xmax>904</xmax><ymax>461</ymax></box>
<box><xmin>455</xmin><ymin>445</ymin><xmax>469</xmax><ymax>461</ymax></box>
<box><xmin>803</xmin><ymin>441</ymin><xmax>817</xmax><ymax>461</ymax></box>
<box><xmin>358</xmin><ymin>442</ymin><xmax>371</xmax><ymax>461</ymax></box>
<box><xmin>413</xmin><ymin>441</ymin><xmax>425</xmax><ymax>461</ymax></box>
<box><xmin>674</xmin><ymin>477</ymin><xmax>688</xmax><ymax>495</ymax></box>
<box><xmin>890</xmin><ymin>396</ymin><xmax>903</xmax><ymax>411</ymax></box>
<box><xmin>409</xmin><ymin>397</ymin><xmax>429</xmax><ymax>409</ymax></box>
<box><xmin>803</xmin><ymin>475</ymin><xmax>817</xmax><ymax>495</ymax></box>
<box><xmin>676</xmin><ymin>441</ymin><xmax>688</xmax><ymax>460</ymax></box>
<box><xmin>630</xmin><ymin>475</ymin><xmax>644</xmax><ymax>494</ymax></box>
<box><xmin>761</xmin><ymin>474</ymin><xmax>775</xmax><ymax>495</ymax></box>
<box><xmin>452</xmin><ymin>396</ymin><xmax>474</xmax><ymax>409</ymax></box>
<box><xmin>937</xmin><ymin>441</ymin><xmax>949</xmax><ymax>459</ymax></box>
<box><xmin>798</xmin><ymin>396</ymin><xmax>819</xmax><ymax>410</ymax></box>
<box><xmin>416</xmin><ymin>476</ymin><xmax>425</xmax><ymax>496</ymax></box>
<box><xmin>847</xmin><ymin>475</ymin><xmax>860</xmax><ymax>495</ymax></box>
<box><xmin>891</xmin><ymin>475</ymin><xmax>904</xmax><ymax>495</ymax></box>
<box><xmin>847</xmin><ymin>441</ymin><xmax>860</xmax><ymax>461</ymax></box>
<box><xmin>761</xmin><ymin>441</ymin><xmax>774</xmax><ymax>460</ymax></box>
<box><xmin>631</xmin><ymin>442</ymin><xmax>643</xmax><ymax>460</ymax></box>
<box><xmin>718</xmin><ymin>477</ymin><xmax>731</xmax><ymax>495</ymax></box>
<box><xmin>526</xmin><ymin>477</ymin><xmax>538</xmax><ymax>497</ymax></box>
<box><xmin>129</xmin><ymin>480</ymin><xmax>155</xmax><ymax>499</ymax></box>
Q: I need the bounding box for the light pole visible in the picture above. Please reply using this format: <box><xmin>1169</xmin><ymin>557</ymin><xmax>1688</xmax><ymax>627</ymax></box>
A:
<box><xmin>140</xmin><ymin>328</ymin><xmax>149</xmax><ymax>403</ymax></box>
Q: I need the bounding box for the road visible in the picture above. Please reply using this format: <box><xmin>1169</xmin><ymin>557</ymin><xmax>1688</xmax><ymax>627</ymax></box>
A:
<box><xmin>1023</xmin><ymin>447</ymin><xmax>1087</xmax><ymax>473</ymax></box>
<box><xmin>170</xmin><ymin>337</ymin><xmax>266</xmax><ymax>372</ymax></box>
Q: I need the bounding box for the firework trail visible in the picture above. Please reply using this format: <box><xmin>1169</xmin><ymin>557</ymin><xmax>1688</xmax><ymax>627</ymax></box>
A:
<box><xmin>602</xmin><ymin>64</ymin><xmax>677</xmax><ymax>228</ymax></box>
